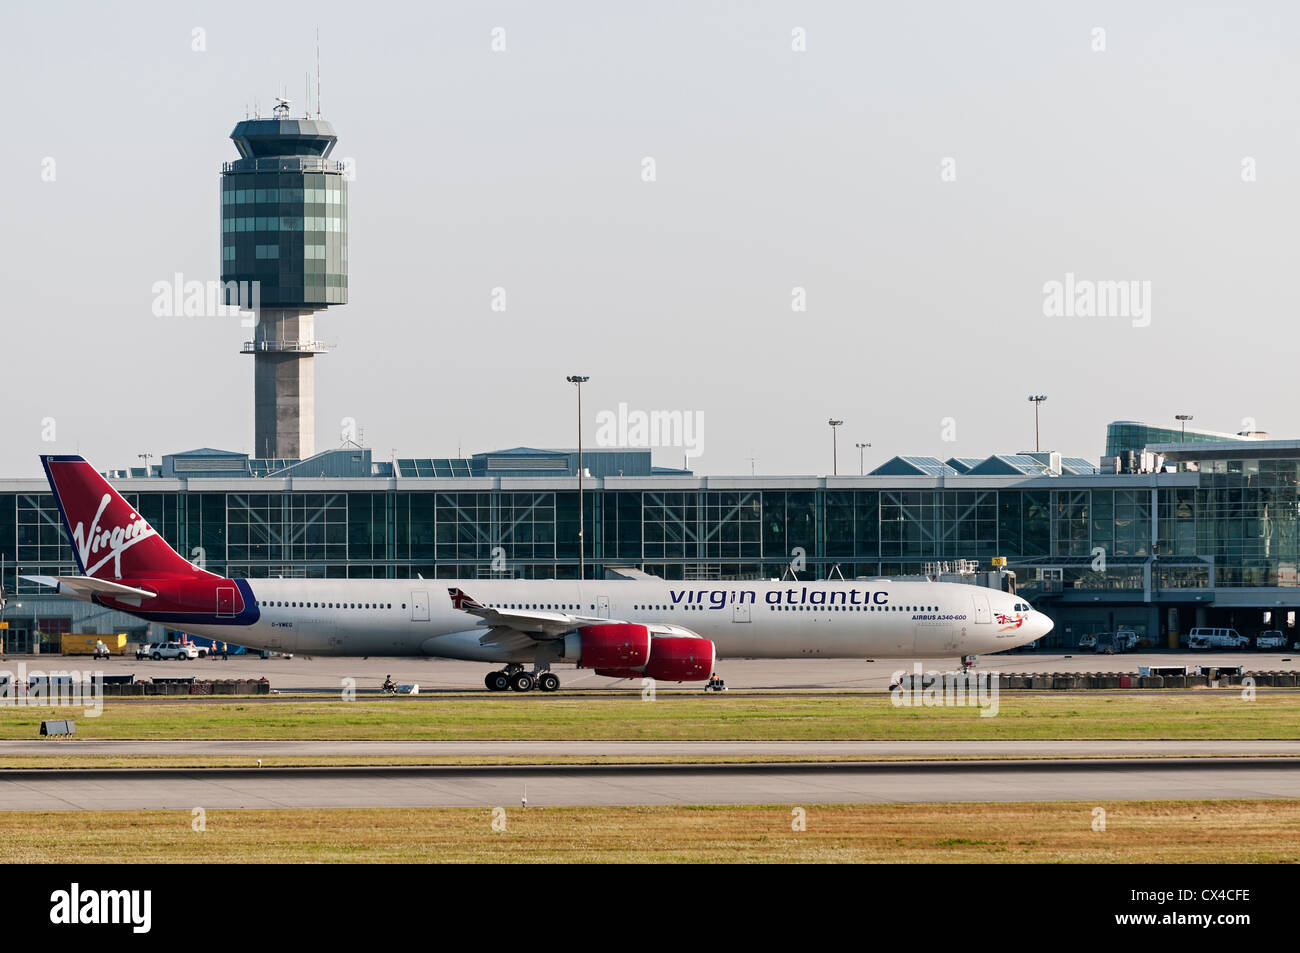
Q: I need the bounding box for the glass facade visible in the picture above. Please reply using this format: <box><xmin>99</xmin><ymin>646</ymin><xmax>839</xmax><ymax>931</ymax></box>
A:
<box><xmin>1105</xmin><ymin>421</ymin><xmax>1244</xmax><ymax>457</ymax></box>
<box><xmin>220</xmin><ymin>171</ymin><xmax>348</xmax><ymax>306</ymax></box>
<box><xmin>4</xmin><ymin>456</ymin><xmax>1300</xmax><ymax>593</ymax></box>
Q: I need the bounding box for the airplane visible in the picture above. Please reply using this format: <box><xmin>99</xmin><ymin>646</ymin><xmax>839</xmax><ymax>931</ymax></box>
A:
<box><xmin>25</xmin><ymin>455</ymin><xmax>1052</xmax><ymax>691</ymax></box>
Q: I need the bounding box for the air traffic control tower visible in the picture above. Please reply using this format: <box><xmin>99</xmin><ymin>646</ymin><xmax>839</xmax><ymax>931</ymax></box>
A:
<box><xmin>221</xmin><ymin>99</ymin><xmax>348</xmax><ymax>460</ymax></box>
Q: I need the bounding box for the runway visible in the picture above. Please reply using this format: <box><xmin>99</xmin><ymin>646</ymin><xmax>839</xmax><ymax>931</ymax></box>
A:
<box><xmin>8</xmin><ymin>652</ymin><xmax>1296</xmax><ymax>693</ymax></box>
<box><xmin>2</xmin><ymin>759</ymin><xmax>1298</xmax><ymax>810</ymax></box>
<box><xmin>4</xmin><ymin>739</ymin><xmax>1300</xmax><ymax>758</ymax></box>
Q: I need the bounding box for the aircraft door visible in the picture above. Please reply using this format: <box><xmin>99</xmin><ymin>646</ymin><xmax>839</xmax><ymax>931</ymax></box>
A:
<box><xmin>732</xmin><ymin>604</ymin><xmax>751</xmax><ymax>623</ymax></box>
<box><xmin>972</xmin><ymin>593</ymin><xmax>991</xmax><ymax>624</ymax></box>
<box><xmin>597</xmin><ymin>595</ymin><xmax>610</xmax><ymax>618</ymax></box>
<box><xmin>216</xmin><ymin>587</ymin><xmax>236</xmax><ymax>618</ymax></box>
<box><xmin>411</xmin><ymin>590</ymin><xmax>430</xmax><ymax>621</ymax></box>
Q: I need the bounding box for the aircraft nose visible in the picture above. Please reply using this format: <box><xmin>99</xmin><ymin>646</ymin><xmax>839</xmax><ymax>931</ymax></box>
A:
<box><xmin>1033</xmin><ymin>610</ymin><xmax>1054</xmax><ymax>640</ymax></box>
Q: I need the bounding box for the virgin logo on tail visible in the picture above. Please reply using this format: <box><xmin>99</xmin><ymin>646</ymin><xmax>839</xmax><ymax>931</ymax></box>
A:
<box><xmin>42</xmin><ymin>455</ymin><xmax>204</xmax><ymax>581</ymax></box>
<box><xmin>73</xmin><ymin>493</ymin><xmax>157</xmax><ymax>578</ymax></box>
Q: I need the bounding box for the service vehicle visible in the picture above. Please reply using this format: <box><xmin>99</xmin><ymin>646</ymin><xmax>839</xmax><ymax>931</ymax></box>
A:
<box><xmin>1187</xmin><ymin>627</ymin><xmax>1249</xmax><ymax>650</ymax></box>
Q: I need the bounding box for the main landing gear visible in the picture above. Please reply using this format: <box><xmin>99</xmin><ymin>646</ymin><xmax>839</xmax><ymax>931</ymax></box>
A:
<box><xmin>484</xmin><ymin>664</ymin><xmax>560</xmax><ymax>692</ymax></box>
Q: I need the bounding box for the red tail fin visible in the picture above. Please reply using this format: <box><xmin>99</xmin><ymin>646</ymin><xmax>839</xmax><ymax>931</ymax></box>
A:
<box><xmin>41</xmin><ymin>455</ymin><xmax>200</xmax><ymax>580</ymax></box>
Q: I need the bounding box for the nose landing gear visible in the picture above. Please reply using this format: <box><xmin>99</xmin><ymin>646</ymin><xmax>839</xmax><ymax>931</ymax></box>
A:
<box><xmin>960</xmin><ymin>655</ymin><xmax>978</xmax><ymax>672</ymax></box>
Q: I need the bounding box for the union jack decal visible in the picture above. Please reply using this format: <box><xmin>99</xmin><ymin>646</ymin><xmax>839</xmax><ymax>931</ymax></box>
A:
<box><xmin>448</xmin><ymin>588</ymin><xmax>483</xmax><ymax>611</ymax></box>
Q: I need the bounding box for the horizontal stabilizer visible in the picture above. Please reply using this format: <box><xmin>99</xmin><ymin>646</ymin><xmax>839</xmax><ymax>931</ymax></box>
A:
<box><xmin>22</xmin><ymin>575</ymin><xmax>157</xmax><ymax>601</ymax></box>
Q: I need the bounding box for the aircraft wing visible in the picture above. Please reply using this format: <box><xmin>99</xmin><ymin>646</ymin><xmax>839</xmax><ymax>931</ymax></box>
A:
<box><xmin>22</xmin><ymin>575</ymin><xmax>158</xmax><ymax>602</ymax></box>
<box><xmin>447</xmin><ymin>587</ymin><xmax>612</xmax><ymax>640</ymax></box>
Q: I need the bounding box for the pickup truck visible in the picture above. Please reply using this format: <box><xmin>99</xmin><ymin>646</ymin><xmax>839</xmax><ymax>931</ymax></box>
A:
<box><xmin>1256</xmin><ymin>631</ymin><xmax>1288</xmax><ymax>650</ymax></box>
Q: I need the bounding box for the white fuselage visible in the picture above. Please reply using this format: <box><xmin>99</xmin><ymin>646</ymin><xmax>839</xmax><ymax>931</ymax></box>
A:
<box><xmin>177</xmin><ymin>578</ymin><xmax>1051</xmax><ymax>662</ymax></box>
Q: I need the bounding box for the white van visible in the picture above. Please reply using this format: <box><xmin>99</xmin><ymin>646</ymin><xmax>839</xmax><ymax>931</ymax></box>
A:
<box><xmin>1187</xmin><ymin>627</ymin><xmax>1248</xmax><ymax>650</ymax></box>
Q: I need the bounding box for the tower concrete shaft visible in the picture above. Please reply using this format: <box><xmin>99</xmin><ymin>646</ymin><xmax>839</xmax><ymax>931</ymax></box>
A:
<box><xmin>244</xmin><ymin>309</ymin><xmax>327</xmax><ymax>459</ymax></box>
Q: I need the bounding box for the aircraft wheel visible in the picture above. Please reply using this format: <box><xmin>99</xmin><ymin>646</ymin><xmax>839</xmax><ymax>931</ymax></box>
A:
<box><xmin>486</xmin><ymin>671</ymin><xmax>510</xmax><ymax>692</ymax></box>
<box><xmin>509</xmin><ymin>671</ymin><xmax>536</xmax><ymax>693</ymax></box>
<box><xmin>538</xmin><ymin>672</ymin><xmax>560</xmax><ymax>692</ymax></box>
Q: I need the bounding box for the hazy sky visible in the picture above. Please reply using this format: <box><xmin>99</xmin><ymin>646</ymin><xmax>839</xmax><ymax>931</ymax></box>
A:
<box><xmin>3</xmin><ymin>1</ymin><xmax>1297</xmax><ymax>478</ymax></box>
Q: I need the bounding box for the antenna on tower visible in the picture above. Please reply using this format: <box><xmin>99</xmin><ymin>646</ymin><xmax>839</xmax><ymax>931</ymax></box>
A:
<box><xmin>316</xmin><ymin>28</ymin><xmax>322</xmax><ymax>118</ymax></box>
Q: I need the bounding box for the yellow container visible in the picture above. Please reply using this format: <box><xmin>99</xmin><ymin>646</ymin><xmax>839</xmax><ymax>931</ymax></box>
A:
<box><xmin>61</xmin><ymin>633</ymin><xmax>128</xmax><ymax>656</ymax></box>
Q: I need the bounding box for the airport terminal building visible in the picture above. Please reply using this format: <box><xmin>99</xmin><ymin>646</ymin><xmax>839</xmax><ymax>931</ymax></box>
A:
<box><xmin>4</xmin><ymin>428</ymin><xmax>1300</xmax><ymax>653</ymax></box>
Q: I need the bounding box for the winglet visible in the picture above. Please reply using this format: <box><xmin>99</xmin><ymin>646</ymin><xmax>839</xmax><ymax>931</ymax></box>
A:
<box><xmin>448</xmin><ymin>587</ymin><xmax>485</xmax><ymax>612</ymax></box>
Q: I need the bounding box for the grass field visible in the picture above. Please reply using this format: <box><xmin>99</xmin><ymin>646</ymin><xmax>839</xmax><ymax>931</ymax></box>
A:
<box><xmin>1</xmin><ymin>800</ymin><xmax>1296</xmax><ymax>862</ymax></box>
<box><xmin>0</xmin><ymin>693</ymin><xmax>1297</xmax><ymax>741</ymax></box>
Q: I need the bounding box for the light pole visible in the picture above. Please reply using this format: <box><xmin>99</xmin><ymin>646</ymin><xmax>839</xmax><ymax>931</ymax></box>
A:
<box><xmin>855</xmin><ymin>442</ymin><xmax>871</xmax><ymax>476</ymax></box>
<box><xmin>1027</xmin><ymin>396</ymin><xmax>1047</xmax><ymax>452</ymax></box>
<box><xmin>1175</xmin><ymin>414</ymin><xmax>1193</xmax><ymax>442</ymax></box>
<box><xmin>828</xmin><ymin>420</ymin><xmax>843</xmax><ymax>475</ymax></box>
<box><xmin>138</xmin><ymin>452</ymin><xmax>153</xmax><ymax>472</ymax></box>
<box><xmin>566</xmin><ymin>375</ymin><xmax>589</xmax><ymax>580</ymax></box>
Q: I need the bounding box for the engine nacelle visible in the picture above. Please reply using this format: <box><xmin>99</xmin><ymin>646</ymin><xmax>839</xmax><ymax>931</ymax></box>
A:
<box><xmin>594</xmin><ymin>635</ymin><xmax>715</xmax><ymax>682</ymax></box>
<box><xmin>572</xmin><ymin>623</ymin><xmax>651</xmax><ymax>670</ymax></box>
<box><xmin>643</xmin><ymin>635</ymin><xmax>715</xmax><ymax>682</ymax></box>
